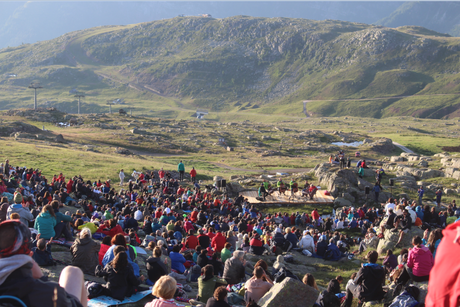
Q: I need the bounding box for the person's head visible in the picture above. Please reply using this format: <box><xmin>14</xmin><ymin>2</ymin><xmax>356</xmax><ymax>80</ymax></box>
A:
<box><xmin>336</xmin><ymin>275</ymin><xmax>343</xmax><ymax>283</ymax></box>
<box><xmin>152</xmin><ymin>275</ymin><xmax>177</xmax><ymax>300</ymax></box>
<box><xmin>79</xmin><ymin>227</ymin><xmax>92</xmax><ymax>239</ymax></box>
<box><xmin>400</xmin><ymin>248</ymin><xmax>408</xmax><ymax>256</ymax></box>
<box><xmin>172</xmin><ymin>245</ymin><xmax>180</xmax><ymax>253</ymax></box>
<box><xmin>412</xmin><ymin>235</ymin><xmax>422</xmax><ymax>247</ymax></box>
<box><xmin>51</xmin><ymin>200</ymin><xmax>60</xmax><ymax>211</ymax></box>
<box><xmin>37</xmin><ymin>238</ymin><xmax>47</xmax><ymax>251</ymax></box>
<box><xmin>213</xmin><ymin>286</ymin><xmax>228</xmax><ymax>302</ymax></box>
<box><xmin>113</xmin><ymin>245</ymin><xmax>126</xmax><ymax>256</ymax></box>
<box><xmin>233</xmin><ymin>250</ymin><xmax>245</xmax><ymax>261</ymax></box>
<box><xmin>0</xmin><ymin>220</ymin><xmax>31</xmax><ymax>258</ymax></box>
<box><xmin>111</xmin><ymin>233</ymin><xmax>127</xmax><ymax>248</ymax></box>
<box><xmin>224</xmin><ymin>242</ymin><xmax>232</xmax><ymax>250</ymax></box>
<box><xmin>302</xmin><ymin>273</ymin><xmax>318</xmax><ymax>290</ymax></box>
<box><xmin>41</xmin><ymin>204</ymin><xmax>56</xmax><ymax>218</ymax></box>
<box><xmin>112</xmin><ymin>251</ymin><xmax>128</xmax><ymax>270</ymax></box>
<box><xmin>102</xmin><ymin>235</ymin><xmax>112</xmax><ymax>246</ymax></box>
<box><xmin>202</xmin><ymin>264</ymin><xmax>214</xmax><ymax>278</ymax></box>
<box><xmin>254</xmin><ymin>259</ymin><xmax>268</xmax><ymax>272</ymax></box>
<box><xmin>386</xmin><ymin>249</ymin><xmax>393</xmax><ymax>256</ymax></box>
<box><xmin>254</xmin><ymin>266</ymin><xmax>264</xmax><ymax>279</ymax></box>
<box><xmin>10</xmin><ymin>213</ymin><xmax>20</xmax><ymax>220</ymax></box>
<box><xmin>153</xmin><ymin>246</ymin><xmax>162</xmax><ymax>258</ymax></box>
<box><xmin>367</xmin><ymin>250</ymin><xmax>378</xmax><ymax>264</ymax></box>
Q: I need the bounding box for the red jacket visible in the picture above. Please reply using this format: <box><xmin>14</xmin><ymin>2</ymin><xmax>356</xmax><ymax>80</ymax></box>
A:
<box><xmin>97</xmin><ymin>224</ymin><xmax>126</xmax><ymax>238</ymax></box>
<box><xmin>311</xmin><ymin>210</ymin><xmax>320</xmax><ymax>221</ymax></box>
<box><xmin>426</xmin><ymin>221</ymin><xmax>460</xmax><ymax>307</ymax></box>
<box><xmin>98</xmin><ymin>243</ymin><xmax>111</xmax><ymax>265</ymax></box>
<box><xmin>211</xmin><ymin>232</ymin><xmax>226</xmax><ymax>252</ymax></box>
<box><xmin>190</xmin><ymin>169</ymin><xmax>196</xmax><ymax>177</ymax></box>
<box><xmin>190</xmin><ymin>211</ymin><xmax>198</xmax><ymax>223</ymax></box>
<box><xmin>67</xmin><ymin>180</ymin><xmax>73</xmax><ymax>193</ymax></box>
<box><xmin>185</xmin><ymin>235</ymin><xmax>199</xmax><ymax>250</ymax></box>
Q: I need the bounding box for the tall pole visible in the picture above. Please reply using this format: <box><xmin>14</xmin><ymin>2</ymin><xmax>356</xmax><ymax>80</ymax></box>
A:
<box><xmin>106</xmin><ymin>100</ymin><xmax>115</xmax><ymax>114</ymax></box>
<box><xmin>74</xmin><ymin>93</ymin><xmax>85</xmax><ymax>115</ymax></box>
<box><xmin>28</xmin><ymin>82</ymin><xmax>43</xmax><ymax>111</ymax></box>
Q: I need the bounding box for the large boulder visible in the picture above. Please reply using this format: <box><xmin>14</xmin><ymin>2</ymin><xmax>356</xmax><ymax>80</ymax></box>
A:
<box><xmin>377</xmin><ymin>226</ymin><xmax>424</xmax><ymax>255</ymax></box>
<box><xmin>55</xmin><ymin>134</ymin><xmax>65</xmax><ymax>143</ymax></box>
<box><xmin>226</xmin><ymin>182</ymin><xmax>245</xmax><ymax>197</ymax></box>
<box><xmin>258</xmin><ymin>277</ymin><xmax>318</xmax><ymax>307</ymax></box>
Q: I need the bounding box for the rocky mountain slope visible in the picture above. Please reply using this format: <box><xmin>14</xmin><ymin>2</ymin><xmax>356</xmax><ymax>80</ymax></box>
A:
<box><xmin>2</xmin><ymin>16</ymin><xmax>460</xmax><ymax>118</ymax></box>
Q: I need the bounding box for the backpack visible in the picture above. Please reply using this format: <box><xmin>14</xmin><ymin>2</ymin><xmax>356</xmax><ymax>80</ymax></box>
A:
<box><xmin>274</xmin><ymin>268</ymin><xmax>300</xmax><ymax>283</ymax></box>
<box><xmin>86</xmin><ymin>281</ymin><xmax>104</xmax><ymax>299</ymax></box>
<box><xmin>321</xmin><ymin>290</ymin><xmax>341</xmax><ymax>307</ymax></box>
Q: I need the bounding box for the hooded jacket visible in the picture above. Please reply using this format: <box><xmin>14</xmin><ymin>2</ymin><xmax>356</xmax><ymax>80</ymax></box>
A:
<box><xmin>0</xmin><ymin>255</ymin><xmax>82</xmax><ymax>307</ymax></box>
<box><xmin>7</xmin><ymin>203</ymin><xmax>34</xmax><ymax>226</ymax></box>
<box><xmin>223</xmin><ymin>257</ymin><xmax>245</xmax><ymax>284</ymax></box>
<box><xmin>407</xmin><ymin>245</ymin><xmax>434</xmax><ymax>277</ymax></box>
<box><xmin>354</xmin><ymin>263</ymin><xmax>385</xmax><ymax>302</ymax></box>
<box><xmin>169</xmin><ymin>251</ymin><xmax>186</xmax><ymax>273</ymax></box>
<box><xmin>70</xmin><ymin>236</ymin><xmax>99</xmax><ymax>275</ymax></box>
<box><xmin>299</xmin><ymin>234</ymin><xmax>315</xmax><ymax>253</ymax></box>
<box><xmin>34</xmin><ymin>211</ymin><xmax>57</xmax><ymax>239</ymax></box>
<box><xmin>146</xmin><ymin>256</ymin><xmax>168</xmax><ymax>285</ymax></box>
<box><xmin>211</xmin><ymin>232</ymin><xmax>226</xmax><ymax>252</ymax></box>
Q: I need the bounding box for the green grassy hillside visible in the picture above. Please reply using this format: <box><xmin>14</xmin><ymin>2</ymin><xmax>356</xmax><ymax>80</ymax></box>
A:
<box><xmin>2</xmin><ymin>16</ymin><xmax>460</xmax><ymax>119</ymax></box>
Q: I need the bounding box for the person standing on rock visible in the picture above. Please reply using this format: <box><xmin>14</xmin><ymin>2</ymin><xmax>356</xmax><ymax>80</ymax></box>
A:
<box><xmin>178</xmin><ymin>161</ymin><xmax>185</xmax><ymax>181</ymax></box>
<box><xmin>372</xmin><ymin>182</ymin><xmax>383</xmax><ymax>204</ymax></box>
<box><xmin>3</xmin><ymin>159</ymin><xmax>9</xmax><ymax>179</ymax></box>
<box><xmin>119</xmin><ymin>169</ymin><xmax>125</xmax><ymax>187</ymax></box>
<box><xmin>190</xmin><ymin>167</ymin><xmax>197</xmax><ymax>183</ymax></box>
<box><xmin>435</xmin><ymin>188</ymin><xmax>443</xmax><ymax>208</ymax></box>
<box><xmin>417</xmin><ymin>186</ymin><xmax>424</xmax><ymax>206</ymax></box>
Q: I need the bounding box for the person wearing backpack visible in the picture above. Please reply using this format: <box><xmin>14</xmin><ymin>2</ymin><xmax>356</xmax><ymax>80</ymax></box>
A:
<box><xmin>354</xmin><ymin>250</ymin><xmax>385</xmax><ymax>303</ymax></box>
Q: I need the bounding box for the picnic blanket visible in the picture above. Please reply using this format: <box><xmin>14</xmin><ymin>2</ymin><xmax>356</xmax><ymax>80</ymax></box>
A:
<box><xmin>87</xmin><ymin>290</ymin><xmax>152</xmax><ymax>307</ymax></box>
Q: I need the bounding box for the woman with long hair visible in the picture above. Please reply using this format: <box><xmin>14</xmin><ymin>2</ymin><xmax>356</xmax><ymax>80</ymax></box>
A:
<box><xmin>95</xmin><ymin>250</ymin><xmax>144</xmax><ymax>300</ymax></box>
<box><xmin>427</xmin><ymin>228</ymin><xmax>443</xmax><ymax>259</ymax></box>
<box><xmin>34</xmin><ymin>204</ymin><xmax>56</xmax><ymax>239</ymax></box>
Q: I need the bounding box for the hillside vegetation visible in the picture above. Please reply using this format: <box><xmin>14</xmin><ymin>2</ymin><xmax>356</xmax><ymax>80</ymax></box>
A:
<box><xmin>1</xmin><ymin>16</ymin><xmax>460</xmax><ymax>119</ymax></box>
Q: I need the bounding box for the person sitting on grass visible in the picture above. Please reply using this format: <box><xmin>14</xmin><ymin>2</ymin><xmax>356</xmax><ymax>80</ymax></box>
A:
<box><xmin>198</xmin><ymin>264</ymin><xmax>228</xmax><ymax>304</ymax></box>
<box><xmin>0</xmin><ymin>220</ymin><xmax>88</xmax><ymax>307</ymax></box>
<box><xmin>206</xmin><ymin>286</ymin><xmax>231</xmax><ymax>307</ymax></box>
<box><xmin>95</xmin><ymin>247</ymin><xmax>145</xmax><ymax>301</ymax></box>
<box><xmin>31</xmin><ymin>235</ymin><xmax>55</xmax><ymax>266</ymax></box>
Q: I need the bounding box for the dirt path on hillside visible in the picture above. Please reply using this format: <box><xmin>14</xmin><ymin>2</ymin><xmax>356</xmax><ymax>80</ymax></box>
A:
<box><xmin>392</xmin><ymin>142</ymin><xmax>415</xmax><ymax>154</ymax></box>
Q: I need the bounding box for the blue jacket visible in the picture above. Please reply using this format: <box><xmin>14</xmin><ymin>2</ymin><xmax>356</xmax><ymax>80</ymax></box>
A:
<box><xmin>102</xmin><ymin>245</ymin><xmax>140</xmax><ymax>277</ymax></box>
<box><xmin>170</xmin><ymin>251</ymin><xmax>186</xmax><ymax>273</ymax></box>
<box><xmin>285</xmin><ymin>233</ymin><xmax>298</xmax><ymax>248</ymax></box>
<box><xmin>326</xmin><ymin>243</ymin><xmax>344</xmax><ymax>261</ymax></box>
<box><xmin>34</xmin><ymin>212</ymin><xmax>57</xmax><ymax>239</ymax></box>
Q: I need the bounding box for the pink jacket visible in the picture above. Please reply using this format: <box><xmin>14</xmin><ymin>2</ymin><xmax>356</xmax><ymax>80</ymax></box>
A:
<box><xmin>408</xmin><ymin>245</ymin><xmax>434</xmax><ymax>277</ymax></box>
<box><xmin>145</xmin><ymin>299</ymin><xmax>177</xmax><ymax>307</ymax></box>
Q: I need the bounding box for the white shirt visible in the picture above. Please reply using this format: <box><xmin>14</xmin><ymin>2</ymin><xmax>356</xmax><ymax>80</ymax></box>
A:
<box><xmin>336</xmin><ymin>221</ymin><xmax>344</xmax><ymax>229</ymax></box>
<box><xmin>165</xmin><ymin>207</ymin><xmax>171</xmax><ymax>214</ymax></box>
<box><xmin>134</xmin><ymin>210</ymin><xmax>143</xmax><ymax>221</ymax></box>
<box><xmin>299</xmin><ymin>235</ymin><xmax>315</xmax><ymax>251</ymax></box>
<box><xmin>385</xmin><ymin>202</ymin><xmax>395</xmax><ymax>215</ymax></box>
<box><xmin>119</xmin><ymin>171</ymin><xmax>125</xmax><ymax>180</ymax></box>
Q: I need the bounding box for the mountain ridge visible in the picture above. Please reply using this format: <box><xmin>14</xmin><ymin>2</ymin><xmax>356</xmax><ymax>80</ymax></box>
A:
<box><xmin>1</xmin><ymin>16</ymin><xmax>460</xmax><ymax>119</ymax></box>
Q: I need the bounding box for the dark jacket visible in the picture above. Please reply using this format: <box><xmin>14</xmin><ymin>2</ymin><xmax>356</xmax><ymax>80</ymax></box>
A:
<box><xmin>222</xmin><ymin>257</ymin><xmax>245</xmax><ymax>284</ymax></box>
<box><xmin>327</xmin><ymin>278</ymin><xmax>341</xmax><ymax>294</ymax></box>
<box><xmin>32</xmin><ymin>245</ymin><xmax>55</xmax><ymax>267</ymax></box>
<box><xmin>285</xmin><ymin>233</ymin><xmax>298</xmax><ymax>247</ymax></box>
<box><xmin>70</xmin><ymin>236</ymin><xmax>99</xmax><ymax>275</ymax></box>
<box><xmin>198</xmin><ymin>234</ymin><xmax>211</xmax><ymax>248</ymax></box>
<box><xmin>354</xmin><ymin>263</ymin><xmax>385</xmax><ymax>302</ymax></box>
<box><xmin>197</xmin><ymin>253</ymin><xmax>210</xmax><ymax>268</ymax></box>
<box><xmin>146</xmin><ymin>256</ymin><xmax>168</xmax><ymax>285</ymax></box>
<box><xmin>0</xmin><ymin>259</ymin><xmax>82</xmax><ymax>307</ymax></box>
<box><xmin>272</xmin><ymin>232</ymin><xmax>287</xmax><ymax>247</ymax></box>
<box><xmin>95</xmin><ymin>263</ymin><xmax>140</xmax><ymax>301</ymax></box>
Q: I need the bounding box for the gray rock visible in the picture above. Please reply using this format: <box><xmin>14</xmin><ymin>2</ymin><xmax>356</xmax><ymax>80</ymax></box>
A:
<box><xmin>390</xmin><ymin>156</ymin><xmax>405</xmax><ymax>162</ymax></box>
<box><xmin>259</xmin><ymin>277</ymin><xmax>318</xmax><ymax>307</ymax></box>
<box><xmin>55</xmin><ymin>134</ymin><xmax>65</xmax><ymax>143</ymax></box>
<box><xmin>377</xmin><ymin>227</ymin><xmax>424</xmax><ymax>255</ymax></box>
